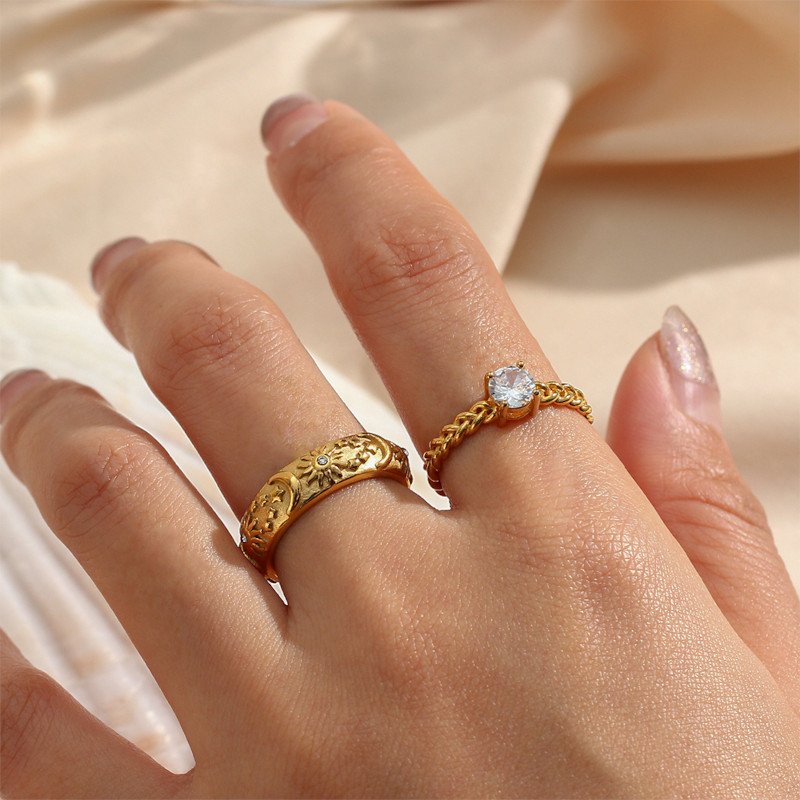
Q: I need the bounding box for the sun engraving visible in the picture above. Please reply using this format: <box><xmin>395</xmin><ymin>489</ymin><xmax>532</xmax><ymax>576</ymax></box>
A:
<box><xmin>296</xmin><ymin>438</ymin><xmax>376</xmax><ymax>490</ymax></box>
<box><xmin>297</xmin><ymin>448</ymin><xmax>348</xmax><ymax>489</ymax></box>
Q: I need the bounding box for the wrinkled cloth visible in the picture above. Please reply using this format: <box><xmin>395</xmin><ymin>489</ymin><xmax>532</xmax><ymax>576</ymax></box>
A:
<box><xmin>0</xmin><ymin>0</ymin><xmax>798</xmax><ymax>770</ymax></box>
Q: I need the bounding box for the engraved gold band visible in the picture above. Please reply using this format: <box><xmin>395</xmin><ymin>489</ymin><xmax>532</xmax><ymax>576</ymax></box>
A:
<box><xmin>423</xmin><ymin>362</ymin><xmax>593</xmax><ymax>496</ymax></box>
<box><xmin>240</xmin><ymin>433</ymin><xmax>412</xmax><ymax>582</ymax></box>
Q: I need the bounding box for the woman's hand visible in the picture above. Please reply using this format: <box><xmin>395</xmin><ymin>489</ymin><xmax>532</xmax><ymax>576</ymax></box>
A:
<box><xmin>1</xmin><ymin>97</ymin><xmax>798</xmax><ymax>799</ymax></box>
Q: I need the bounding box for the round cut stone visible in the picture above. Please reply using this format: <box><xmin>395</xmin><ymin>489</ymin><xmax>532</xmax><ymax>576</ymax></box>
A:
<box><xmin>488</xmin><ymin>365</ymin><xmax>536</xmax><ymax>408</ymax></box>
<box><xmin>316</xmin><ymin>455</ymin><xmax>330</xmax><ymax>466</ymax></box>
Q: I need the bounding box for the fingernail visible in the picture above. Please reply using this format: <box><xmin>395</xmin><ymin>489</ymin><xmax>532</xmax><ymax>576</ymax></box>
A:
<box><xmin>90</xmin><ymin>236</ymin><xmax>148</xmax><ymax>292</ymax></box>
<box><xmin>260</xmin><ymin>93</ymin><xmax>328</xmax><ymax>155</ymax></box>
<box><xmin>0</xmin><ymin>369</ymin><xmax>49</xmax><ymax>424</ymax></box>
<box><xmin>658</xmin><ymin>305</ymin><xmax>722</xmax><ymax>430</ymax></box>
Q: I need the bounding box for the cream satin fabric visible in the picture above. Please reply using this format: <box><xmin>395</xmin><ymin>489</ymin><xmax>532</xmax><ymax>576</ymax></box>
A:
<box><xmin>1</xmin><ymin>0</ymin><xmax>798</xmax><ymax>770</ymax></box>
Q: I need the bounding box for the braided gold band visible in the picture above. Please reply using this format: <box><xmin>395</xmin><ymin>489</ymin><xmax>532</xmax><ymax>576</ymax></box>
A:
<box><xmin>240</xmin><ymin>433</ymin><xmax>412</xmax><ymax>582</ymax></box>
<box><xmin>423</xmin><ymin>363</ymin><xmax>592</xmax><ymax>496</ymax></box>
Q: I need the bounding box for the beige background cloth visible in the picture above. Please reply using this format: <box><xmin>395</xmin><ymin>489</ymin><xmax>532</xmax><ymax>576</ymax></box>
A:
<box><xmin>1</xmin><ymin>0</ymin><xmax>798</xmax><ymax>770</ymax></box>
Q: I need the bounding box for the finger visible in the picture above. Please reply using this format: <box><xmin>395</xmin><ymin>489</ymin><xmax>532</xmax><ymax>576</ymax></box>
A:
<box><xmin>91</xmin><ymin>236</ymin><xmax>358</xmax><ymax>518</ymax></box>
<box><xmin>91</xmin><ymin>237</ymin><xmax>433</xmax><ymax>594</ymax></box>
<box><xmin>0</xmin><ymin>630</ymin><xmax>186</xmax><ymax>799</ymax></box>
<box><xmin>263</xmin><ymin>97</ymin><xmax>597</xmax><ymax>507</ymax></box>
<box><xmin>0</xmin><ymin>370</ymin><xmax>287</xmax><ymax>756</ymax></box>
<box><xmin>607</xmin><ymin>307</ymin><xmax>800</xmax><ymax>708</ymax></box>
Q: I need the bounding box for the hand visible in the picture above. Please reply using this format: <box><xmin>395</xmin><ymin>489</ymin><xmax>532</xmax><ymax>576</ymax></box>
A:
<box><xmin>1</xmin><ymin>97</ymin><xmax>798</xmax><ymax>799</ymax></box>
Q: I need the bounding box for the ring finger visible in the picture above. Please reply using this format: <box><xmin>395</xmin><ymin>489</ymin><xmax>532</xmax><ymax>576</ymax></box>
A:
<box><xmin>92</xmin><ymin>237</ymin><xmax>431</xmax><ymax>594</ymax></box>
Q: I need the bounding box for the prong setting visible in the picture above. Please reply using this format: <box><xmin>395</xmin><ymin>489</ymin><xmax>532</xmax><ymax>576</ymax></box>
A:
<box><xmin>486</xmin><ymin>363</ymin><xmax>538</xmax><ymax>420</ymax></box>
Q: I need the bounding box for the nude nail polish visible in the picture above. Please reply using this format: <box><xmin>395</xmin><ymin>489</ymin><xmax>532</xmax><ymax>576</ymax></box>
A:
<box><xmin>658</xmin><ymin>306</ymin><xmax>722</xmax><ymax>430</ymax></box>
<box><xmin>260</xmin><ymin>94</ymin><xmax>328</xmax><ymax>154</ymax></box>
<box><xmin>0</xmin><ymin>369</ymin><xmax>49</xmax><ymax>423</ymax></box>
<box><xmin>90</xmin><ymin>236</ymin><xmax>147</xmax><ymax>292</ymax></box>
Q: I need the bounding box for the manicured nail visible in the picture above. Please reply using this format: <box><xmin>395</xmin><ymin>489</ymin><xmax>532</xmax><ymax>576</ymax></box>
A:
<box><xmin>0</xmin><ymin>369</ymin><xmax>49</xmax><ymax>424</ymax></box>
<box><xmin>260</xmin><ymin>93</ymin><xmax>328</xmax><ymax>155</ymax></box>
<box><xmin>658</xmin><ymin>305</ymin><xmax>722</xmax><ymax>430</ymax></box>
<box><xmin>90</xmin><ymin>236</ymin><xmax>148</xmax><ymax>292</ymax></box>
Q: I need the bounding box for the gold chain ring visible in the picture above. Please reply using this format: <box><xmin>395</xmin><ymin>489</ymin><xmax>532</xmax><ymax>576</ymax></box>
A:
<box><xmin>240</xmin><ymin>432</ymin><xmax>412</xmax><ymax>582</ymax></box>
<box><xmin>423</xmin><ymin>362</ymin><xmax>592</xmax><ymax>496</ymax></box>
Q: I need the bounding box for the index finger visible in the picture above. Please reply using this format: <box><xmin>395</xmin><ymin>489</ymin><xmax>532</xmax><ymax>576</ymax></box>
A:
<box><xmin>264</xmin><ymin>97</ymin><xmax>598</xmax><ymax>509</ymax></box>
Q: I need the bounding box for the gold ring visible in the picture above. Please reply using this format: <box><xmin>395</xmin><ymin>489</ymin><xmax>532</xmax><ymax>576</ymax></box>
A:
<box><xmin>240</xmin><ymin>433</ymin><xmax>412</xmax><ymax>582</ymax></box>
<box><xmin>423</xmin><ymin>362</ymin><xmax>593</xmax><ymax>496</ymax></box>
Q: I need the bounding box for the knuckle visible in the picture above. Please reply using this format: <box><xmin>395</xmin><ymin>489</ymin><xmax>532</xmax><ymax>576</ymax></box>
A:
<box><xmin>281</xmin><ymin>130</ymin><xmax>488</xmax><ymax>321</ymax></box>
<box><xmin>568</xmin><ymin>469</ymin><xmax>660</xmax><ymax>587</ymax></box>
<box><xmin>655</xmin><ymin>474</ymin><xmax>781</xmax><ymax>594</ymax></box>
<box><xmin>657</xmin><ymin>459</ymin><xmax>772</xmax><ymax>545</ymax></box>
<box><xmin>1</xmin><ymin>666</ymin><xmax>59</xmax><ymax>785</ymax></box>
<box><xmin>653</xmin><ymin>452</ymin><xmax>777</xmax><ymax>566</ymax></box>
<box><xmin>483</xmin><ymin>470</ymin><xmax>664</xmax><ymax>612</ymax></box>
<box><xmin>288</xmin><ymin>138</ymin><xmax>393</xmax><ymax>229</ymax></box>
<box><xmin>154</xmin><ymin>291</ymin><xmax>288</xmax><ymax>392</ymax></box>
<box><xmin>50</xmin><ymin>432</ymin><xmax>159</xmax><ymax>543</ymax></box>
<box><xmin>568</xmin><ymin>514</ymin><xmax>664</xmax><ymax>613</ymax></box>
<box><xmin>346</xmin><ymin>223</ymin><xmax>482</xmax><ymax>317</ymax></box>
<box><xmin>368</xmin><ymin>592</ymin><xmax>449</xmax><ymax>714</ymax></box>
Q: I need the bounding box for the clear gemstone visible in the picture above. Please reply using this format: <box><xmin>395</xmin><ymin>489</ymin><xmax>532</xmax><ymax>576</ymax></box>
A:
<box><xmin>316</xmin><ymin>455</ymin><xmax>329</xmax><ymax>466</ymax></box>
<box><xmin>488</xmin><ymin>365</ymin><xmax>535</xmax><ymax>408</ymax></box>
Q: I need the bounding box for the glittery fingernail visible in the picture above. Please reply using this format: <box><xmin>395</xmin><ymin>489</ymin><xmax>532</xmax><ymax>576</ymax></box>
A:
<box><xmin>658</xmin><ymin>306</ymin><xmax>722</xmax><ymax>430</ymax></box>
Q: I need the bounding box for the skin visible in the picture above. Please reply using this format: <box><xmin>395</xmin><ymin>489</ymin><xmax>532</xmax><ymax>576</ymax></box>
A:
<box><xmin>1</xmin><ymin>100</ymin><xmax>799</xmax><ymax>798</ymax></box>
